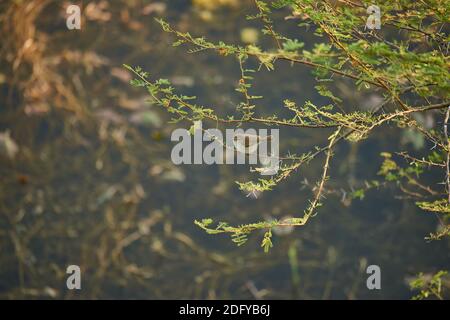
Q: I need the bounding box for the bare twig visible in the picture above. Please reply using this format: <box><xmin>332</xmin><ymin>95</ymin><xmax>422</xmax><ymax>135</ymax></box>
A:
<box><xmin>444</xmin><ymin>106</ymin><xmax>450</xmax><ymax>203</ymax></box>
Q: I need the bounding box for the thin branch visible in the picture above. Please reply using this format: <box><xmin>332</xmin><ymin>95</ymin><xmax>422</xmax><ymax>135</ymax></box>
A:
<box><xmin>444</xmin><ymin>106</ymin><xmax>450</xmax><ymax>203</ymax></box>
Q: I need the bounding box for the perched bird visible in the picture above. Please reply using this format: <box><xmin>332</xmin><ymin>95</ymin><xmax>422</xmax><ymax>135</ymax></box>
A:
<box><xmin>232</xmin><ymin>132</ymin><xmax>272</xmax><ymax>154</ymax></box>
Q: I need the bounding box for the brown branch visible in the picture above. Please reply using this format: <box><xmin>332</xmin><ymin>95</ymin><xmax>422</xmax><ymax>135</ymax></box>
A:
<box><xmin>396</xmin><ymin>152</ymin><xmax>445</xmax><ymax>168</ymax></box>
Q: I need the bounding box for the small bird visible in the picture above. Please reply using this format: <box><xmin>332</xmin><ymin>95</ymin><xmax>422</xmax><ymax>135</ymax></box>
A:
<box><xmin>232</xmin><ymin>133</ymin><xmax>272</xmax><ymax>154</ymax></box>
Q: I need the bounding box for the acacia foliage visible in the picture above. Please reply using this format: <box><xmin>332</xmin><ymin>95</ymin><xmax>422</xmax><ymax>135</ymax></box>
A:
<box><xmin>127</xmin><ymin>0</ymin><xmax>450</xmax><ymax>251</ymax></box>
